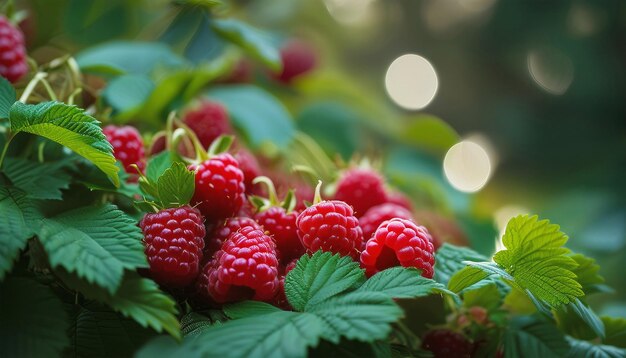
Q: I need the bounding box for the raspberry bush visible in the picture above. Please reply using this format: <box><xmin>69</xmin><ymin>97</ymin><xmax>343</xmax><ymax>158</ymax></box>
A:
<box><xmin>0</xmin><ymin>2</ymin><xmax>624</xmax><ymax>358</ymax></box>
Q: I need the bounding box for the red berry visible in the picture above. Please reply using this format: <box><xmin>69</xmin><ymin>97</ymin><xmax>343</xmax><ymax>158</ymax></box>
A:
<box><xmin>421</xmin><ymin>329</ymin><xmax>472</xmax><ymax>358</ymax></box>
<box><xmin>273</xmin><ymin>40</ymin><xmax>316</xmax><ymax>84</ymax></box>
<box><xmin>199</xmin><ymin>226</ymin><xmax>279</xmax><ymax>303</ymax></box>
<box><xmin>386</xmin><ymin>190</ymin><xmax>414</xmax><ymax>211</ymax></box>
<box><xmin>140</xmin><ymin>206</ymin><xmax>206</xmax><ymax>288</ymax></box>
<box><xmin>255</xmin><ymin>207</ymin><xmax>303</xmax><ymax>262</ymax></box>
<box><xmin>359</xmin><ymin>203</ymin><xmax>414</xmax><ymax>243</ymax></box>
<box><xmin>103</xmin><ymin>125</ymin><xmax>146</xmax><ymax>175</ymax></box>
<box><xmin>296</xmin><ymin>200</ymin><xmax>363</xmax><ymax>260</ymax></box>
<box><xmin>205</xmin><ymin>216</ymin><xmax>260</xmax><ymax>258</ymax></box>
<box><xmin>235</xmin><ymin>149</ymin><xmax>262</xmax><ymax>195</ymax></box>
<box><xmin>191</xmin><ymin>153</ymin><xmax>245</xmax><ymax>222</ymax></box>
<box><xmin>360</xmin><ymin>218</ymin><xmax>435</xmax><ymax>278</ymax></box>
<box><xmin>182</xmin><ymin>100</ymin><xmax>233</xmax><ymax>149</ymax></box>
<box><xmin>0</xmin><ymin>15</ymin><xmax>27</xmax><ymax>83</ymax></box>
<box><xmin>334</xmin><ymin>168</ymin><xmax>387</xmax><ymax>217</ymax></box>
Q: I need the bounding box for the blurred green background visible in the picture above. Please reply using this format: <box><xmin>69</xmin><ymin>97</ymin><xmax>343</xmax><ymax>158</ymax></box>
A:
<box><xmin>17</xmin><ymin>0</ymin><xmax>625</xmax><ymax>316</ymax></box>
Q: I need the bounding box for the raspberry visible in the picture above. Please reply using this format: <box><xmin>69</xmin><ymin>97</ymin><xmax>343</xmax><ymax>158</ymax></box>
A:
<box><xmin>235</xmin><ymin>149</ymin><xmax>262</xmax><ymax>195</ymax></box>
<box><xmin>103</xmin><ymin>125</ymin><xmax>146</xmax><ymax>175</ymax></box>
<box><xmin>182</xmin><ymin>100</ymin><xmax>233</xmax><ymax>149</ymax></box>
<box><xmin>140</xmin><ymin>206</ymin><xmax>206</xmax><ymax>288</ymax></box>
<box><xmin>360</xmin><ymin>218</ymin><xmax>435</xmax><ymax>278</ymax></box>
<box><xmin>359</xmin><ymin>203</ymin><xmax>414</xmax><ymax>242</ymax></box>
<box><xmin>256</xmin><ymin>207</ymin><xmax>303</xmax><ymax>262</ymax></box>
<box><xmin>385</xmin><ymin>190</ymin><xmax>414</xmax><ymax>211</ymax></box>
<box><xmin>191</xmin><ymin>153</ymin><xmax>245</xmax><ymax>222</ymax></box>
<box><xmin>296</xmin><ymin>200</ymin><xmax>363</xmax><ymax>259</ymax></box>
<box><xmin>199</xmin><ymin>226</ymin><xmax>279</xmax><ymax>303</ymax></box>
<box><xmin>205</xmin><ymin>216</ymin><xmax>260</xmax><ymax>258</ymax></box>
<box><xmin>334</xmin><ymin>168</ymin><xmax>387</xmax><ymax>217</ymax></box>
<box><xmin>0</xmin><ymin>15</ymin><xmax>27</xmax><ymax>83</ymax></box>
<box><xmin>421</xmin><ymin>329</ymin><xmax>472</xmax><ymax>358</ymax></box>
<box><xmin>272</xmin><ymin>39</ymin><xmax>316</xmax><ymax>84</ymax></box>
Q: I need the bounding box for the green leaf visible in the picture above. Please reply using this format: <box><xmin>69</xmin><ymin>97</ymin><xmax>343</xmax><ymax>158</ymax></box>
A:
<box><xmin>434</xmin><ymin>243</ymin><xmax>488</xmax><ymax>285</ymax></box>
<box><xmin>504</xmin><ymin>287</ymin><xmax>538</xmax><ymax>315</ymax></box>
<box><xmin>285</xmin><ymin>251</ymin><xmax>365</xmax><ymax>312</ymax></box>
<box><xmin>556</xmin><ymin>299</ymin><xmax>605</xmax><ymax>339</ymax></box>
<box><xmin>136</xmin><ymin>336</ymin><xmax>199</xmax><ymax>358</ymax></box>
<box><xmin>493</xmin><ymin>215</ymin><xmax>583</xmax><ymax>307</ymax></box>
<box><xmin>358</xmin><ymin>267</ymin><xmax>445</xmax><ymax>299</ymax></box>
<box><xmin>3</xmin><ymin>158</ymin><xmax>71</xmax><ymax>200</ymax></box>
<box><xmin>570</xmin><ymin>253</ymin><xmax>605</xmax><ymax>294</ymax></box>
<box><xmin>224</xmin><ymin>301</ymin><xmax>282</xmax><ymax>319</ymax></box>
<box><xmin>181</xmin><ymin>312</ymin><xmax>217</xmax><ymax>337</ymax></box>
<box><xmin>76</xmin><ymin>41</ymin><xmax>186</xmax><ymax>75</ymax></box>
<box><xmin>207</xmin><ymin>85</ymin><xmax>295</xmax><ymax>149</ymax></box>
<box><xmin>565</xmin><ymin>336</ymin><xmax>626</xmax><ymax>358</ymax></box>
<box><xmin>602</xmin><ymin>316</ymin><xmax>626</xmax><ymax>348</ymax></box>
<box><xmin>400</xmin><ymin>115</ymin><xmax>459</xmax><ymax>155</ymax></box>
<box><xmin>0</xmin><ymin>186</ymin><xmax>42</xmax><ymax>279</ymax></box>
<box><xmin>102</xmin><ymin>74</ymin><xmax>155</xmax><ymax>118</ymax></box>
<box><xmin>502</xmin><ymin>316</ymin><xmax>570</xmax><ymax>358</ymax></box>
<box><xmin>0</xmin><ymin>277</ymin><xmax>69</xmax><ymax>357</ymax></box>
<box><xmin>211</xmin><ymin>19</ymin><xmax>281</xmax><ymax>71</ymax></box>
<box><xmin>0</xmin><ymin>75</ymin><xmax>15</xmax><ymax>119</ymax></box>
<box><xmin>37</xmin><ymin>204</ymin><xmax>147</xmax><ymax>293</ymax></box>
<box><xmin>448</xmin><ymin>266</ymin><xmax>489</xmax><ymax>293</ymax></box>
<box><xmin>463</xmin><ymin>282</ymin><xmax>502</xmax><ymax>311</ymax></box>
<box><xmin>308</xmin><ymin>291</ymin><xmax>402</xmax><ymax>343</ymax></box>
<box><xmin>9</xmin><ymin>101</ymin><xmax>120</xmax><ymax>186</ymax></box>
<box><xmin>146</xmin><ymin>151</ymin><xmax>174</xmax><ymax>183</ymax></box>
<box><xmin>58</xmin><ymin>270</ymin><xmax>180</xmax><ymax>339</ymax></box>
<box><xmin>156</xmin><ymin>162</ymin><xmax>195</xmax><ymax>208</ymax></box>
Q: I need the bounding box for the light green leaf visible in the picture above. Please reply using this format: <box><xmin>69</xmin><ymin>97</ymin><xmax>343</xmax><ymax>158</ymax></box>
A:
<box><xmin>0</xmin><ymin>186</ymin><xmax>42</xmax><ymax>280</ymax></box>
<box><xmin>3</xmin><ymin>158</ymin><xmax>71</xmax><ymax>200</ymax></box>
<box><xmin>448</xmin><ymin>266</ymin><xmax>489</xmax><ymax>293</ymax></box>
<box><xmin>224</xmin><ymin>301</ymin><xmax>282</xmax><ymax>319</ymax></box>
<box><xmin>358</xmin><ymin>267</ymin><xmax>445</xmax><ymax>299</ymax></box>
<box><xmin>211</xmin><ymin>19</ymin><xmax>281</xmax><ymax>71</ymax></box>
<box><xmin>602</xmin><ymin>316</ymin><xmax>626</xmax><ymax>348</ymax></box>
<box><xmin>0</xmin><ymin>76</ymin><xmax>15</xmax><ymax>119</ymax></box>
<box><xmin>102</xmin><ymin>74</ymin><xmax>155</xmax><ymax>118</ymax></box>
<box><xmin>503</xmin><ymin>316</ymin><xmax>570</xmax><ymax>358</ymax></box>
<box><xmin>58</xmin><ymin>270</ymin><xmax>180</xmax><ymax>339</ymax></box>
<box><xmin>565</xmin><ymin>336</ymin><xmax>626</xmax><ymax>358</ymax></box>
<box><xmin>400</xmin><ymin>115</ymin><xmax>459</xmax><ymax>155</ymax></box>
<box><xmin>9</xmin><ymin>101</ymin><xmax>120</xmax><ymax>186</ymax></box>
<box><xmin>308</xmin><ymin>291</ymin><xmax>402</xmax><ymax>343</ymax></box>
<box><xmin>156</xmin><ymin>162</ymin><xmax>195</xmax><ymax>208</ymax></box>
<box><xmin>37</xmin><ymin>204</ymin><xmax>147</xmax><ymax>294</ymax></box>
<box><xmin>207</xmin><ymin>85</ymin><xmax>295</xmax><ymax>149</ymax></box>
<box><xmin>285</xmin><ymin>251</ymin><xmax>365</xmax><ymax>312</ymax></box>
<box><xmin>146</xmin><ymin>151</ymin><xmax>174</xmax><ymax>183</ymax></box>
<box><xmin>494</xmin><ymin>215</ymin><xmax>583</xmax><ymax>307</ymax></box>
<box><xmin>570</xmin><ymin>254</ymin><xmax>605</xmax><ymax>294</ymax></box>
<box><xmin>0</xmin><ymin>278</ymin><xmax>69</xmax><ymax>357</ymax></box>
<box><xmin>434</xmin><ymin>243</ymin><xmax>489</xmax><ymax>285</ymax></box>
<box><xmin>463</xmin><ymin>282</ymin><xmax>501</xmax><ymax>311</ymax></box>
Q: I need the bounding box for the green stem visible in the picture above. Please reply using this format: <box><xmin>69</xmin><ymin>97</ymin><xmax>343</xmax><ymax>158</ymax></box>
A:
<box><xmin>0</xmin><ymin>133</ymin><xmax>14</xmax><ymax>169</ymax></box>
<box><xmin>19</xmin><ymin>72</ymin><xmax>47</xmax><ymax>103</ymax></box>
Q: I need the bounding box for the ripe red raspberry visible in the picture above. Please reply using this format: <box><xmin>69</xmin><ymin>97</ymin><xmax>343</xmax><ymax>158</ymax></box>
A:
<box><xmin>296</xmin><ymin>200</ymin><xmax>363</xmax><ymax>260</ymax></box>
<box><xmin>255</xmin><ymin>207</ymin><xmax>303</xmax><ymax>262</ymax></box>
<box><xmin>200</xmin><ymin>226</ymin><xmax>279</xmax><ymax>303</ymax></box>
<box><xmin>360</xmin><ymin>218</ymin><xmax>435</xmax><ymax>278</ymax></box>
<box><xmin>140</xmin><ymin>206</ymin><xmax>206</xmax><ymax>288</ymax></box>
<box><xmin>182</xmin><ymin>100</ymin><xmax>233</xmax><ymax>149</ymax></box>
<box><xmin>359</xmin><ymin>203</ymin><xmax>414</xmax><ymax>242</ymax></box>
<box><xmin>273</xmin><ymin>40</ymin><xmax>316</xmax><ymax>84</ymax></box>
<box><xmin>0</xmin><ymin>15</ymin><xmax>27</xmax><ymax>83</ymax></box>
<box><xmin>385</xmin><ymin>190</ymin><xmax>414</xmax><ymax>211</ymax></box>
<box><xmin>191</xmin><ymin>153</ymin><xmax>245</xmax><ymax>222</ymax></box>
<box><xmin>334</xmin><ymin>168</ymin><xmax>387</xmax><ymax>217</ymax></box>
<box><xmin>205</xmin><ymin>216</ymin><xmax>260</xmax><ymax>258</ymax></box>
<box><xmin>235</xmin><ymin>149</ymin><xmax>262</xmax><ymax>195</ymax></box>
<box><xmin>103</xmin><ymin>125</ymin><xmax>146</xmax><ymax>174</ymax></box>
<box><xmin>421</xmin><ymin>329</ymin><xmax>473</xmax><ymax>358</ymax></box>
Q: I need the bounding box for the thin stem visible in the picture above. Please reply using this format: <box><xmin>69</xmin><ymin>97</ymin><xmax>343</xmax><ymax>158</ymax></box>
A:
<box><xmin>0</xmin><ymin>134</ymin><xmax>14</xmax><ymax>169</ymax></box>
<box><xmin>19</xmin><ymin>72</ymin><xmax>47</xmax><ymax>103</ymax></box>
<box><xmin>40</xmin><ymin>77</ymin><xmax>58</xmax><ymax>101</ymax></box>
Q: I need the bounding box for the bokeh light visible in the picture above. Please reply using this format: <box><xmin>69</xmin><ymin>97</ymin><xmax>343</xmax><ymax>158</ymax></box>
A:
<box><xmin>324</xmin><ymin>0</ymin><xmax>377</xmax><ymax>26</ymax></box>
<box><xmin>385</xmin><ymin>54</ymin><xmax>439</xmax><ymax>110</ymax></box>
<box><xmin>443</xmin><ymin>140</ymin><xmax>492</xmax><ymax>193</ymax></box>
<box><xmin>527</xmin><ymin>47</ymin><xmax>574</xmax><ymax>95</ymax></box>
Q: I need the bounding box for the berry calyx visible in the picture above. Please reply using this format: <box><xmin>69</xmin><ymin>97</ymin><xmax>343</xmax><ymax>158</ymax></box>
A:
<box><xmin>421</xmin><ymin>329</ymin><xmax>473</xmax><ymax>358</ymax></box>
<box><xmin>103</xmin><ymin>125</ymin><xmax>146</xmax><ymax>176</ymax></box>
<box><xmin>199</xmin><ymin>226</ymin><xmax>279</xmax><ymax>303</ymax></box>
<box><xmin>334</xmin><ymin>168</ymin><xmax>387</xmax><ymax>217</ymax></box>
<box><xmin>0</xmin><ymin>15</ymin><xmax>27</xmax><ymax>83</ymax></box>
<box><xmin>182</xmin><ymin>100</ymin><xmax>233</xmax><ymax>149</ymax></box>
<box><xmin>360</xmin><ymin>218</ymin><xmax>435</xmax><ymax>278</ymax></box>
<box><xmin>140</xmin><ymin>205</ymin><xmax>205</xmax><ymax>288</ymax></box>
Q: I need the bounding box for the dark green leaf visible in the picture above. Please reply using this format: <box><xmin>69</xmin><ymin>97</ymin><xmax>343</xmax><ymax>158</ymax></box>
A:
<box><xmin>3</xmin><ymin>158</ymin><xmax>71</xmax><ymax>200</ymax></box>
<box><xmin>102</xmin><ymin>74</ymin><xmax>155</xmax><ymax>118</ymax></box>
<box><xmin>434</xmin><ymin>243</ymin><xmax>488</xmax><ymax>285</ymax></box>
<box><xmin>181</xmin><ymin>312</ymin><xmax>216</xmax><ymax>337</ymax></box>
<box><xmin>0</xmin><ymin>75</ymin><xmax>15</xmax><ymax>118</ymax></box>
<box><xmin>146</xmin><ymin>151</ymin><xmax>175</xmax><ymax>183</ymax></box>
<box><xmin>211</xmin><ymin>19</ymin><xmax>281</xmax><ymax>70</ymax></box>
<box><xmin>285</xmin><ymin>251</ymin><xmax>365</xmax><ymax>312</ymax></box>
<box><xmin>156</xmin><ymin>162</ymin><xmax>195</xmax><ymax>208</ymax></box>
<box><xmin>503</xmin><ymin>316</ymin><xmax>570</xmax><ymax>358</ymax></box>
<box><xmin>602</xmin><ymin>316</ymin><xmax>626</xmax><ymax>348</ymax></box>
<box><xmin>358</xmin><ymin>267</ymin><xmax>446</xmax><ymax>299</ymax></box>
<box><xmin>565</xmin><ymin>336</ymin><xmax>626</xmax><ymax>358</ymax></box>
<box><xmin>135</xmin><ymin>336</ymin><xmax>197</xmax><ymax>358</ymax></box>
<box><xmin>556</xmin><ymin>299</ymin><xmax>605</xmax><ymax>339</ymax></box>
<box><xmin>224</xmin><ymin>301</ymin><xmax>282</xmax><ymax>319</ymax></box>
<box><xmin>0</xmin><ymin>277</ymin><xmax>69</xmax><ymax>357</ymax></box>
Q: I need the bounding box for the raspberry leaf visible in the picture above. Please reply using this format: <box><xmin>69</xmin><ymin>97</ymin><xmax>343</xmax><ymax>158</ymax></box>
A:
<box><xmin>0</xmin><ymin>277</ymin><xmax>69</xmax><ymax>357</ymax></box>
<box><xmin>602</xmin><ymin>316</ymin><xmax>626</xmax><ymax>348</ymax></box>
<box><xmin>224</xmin><ymin>301</ymin><xmax>282</xmax><ymax>319</ymax></box>
<box><xmin>3</xmin><ymin>157</ymin><xmax>71</xmax><ymax>200</ymax></box>
<box><xmin>565</xmin><ymin>336</ymin><xmax>626</xmax><ymax>358</ymax></box>
<box><xmin>8</xmin><ymin>101</ymin><xmax>120</xmax><ymax>186</ymax></box>
<box><xmin>0</xmin><ymin>75</ymin><xmax>15</xmax><ymax>119</ymax></box>
<box><xmin>358</xmin><ymin>267</ymin><xmax>448</xmax><ymax>299</ymax></box>
<box><xmin>493</xmin><ymin>215</ymin><xmax>583</xmax><ymax>307</ymax></box>
<box><xmin>570</xmin><ymin>253</ymin><xmax>607</xmax><ymax>295</ymax></box>
<box><xmin>155</xmin><ymin>162</ymin><xmax>195</xmax><ymax>208</ymax></box>
<box><xmin>502</xmin><ymin>316</ymin><xmax>570</xmax><ymax>358</ymax></box>
<box><xmin>285</xmin><ymin>251</ymin><xmax>365</xmax><ymax>312</ymax></box>
<box><xmin>146</xmin><ymin>151</ymin><xmax>174</xmax><ymax>183</ymax></box>
<box><xmin>37</xmin><ymin>204</ymin><xmax>147</xmax><ymax>294</ymax></box>
<box><xmin>448</xmin><ymin>266</ymin><xmax>490</xmax><ymax>293</ymax></box>
<box><xmin>555</xmin><ymin>298</ymin><xmax>605</xmax><ymax>339</ymax></box>
<box><xmin>434</xmin><ymin>243</ymin><xmax>488</xmax><ymax>285</ymax></box>
<box><xmin>0</xmin><ymin>186</ymin><xmax>43</xmax><ymax>280</ymax></box>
